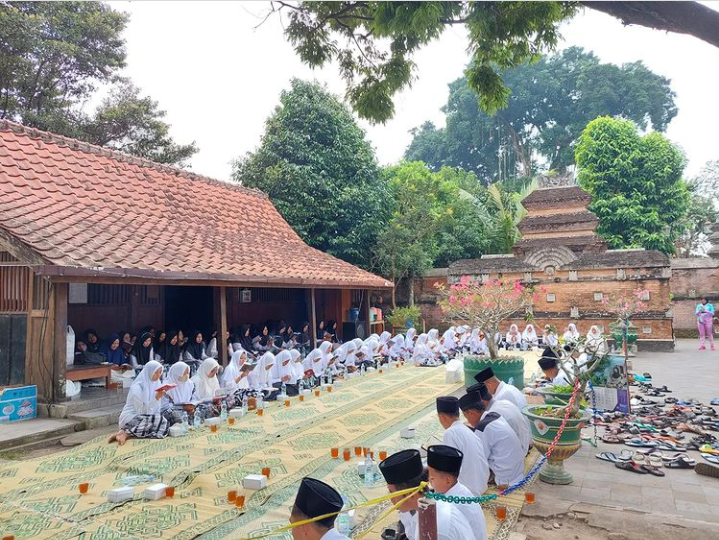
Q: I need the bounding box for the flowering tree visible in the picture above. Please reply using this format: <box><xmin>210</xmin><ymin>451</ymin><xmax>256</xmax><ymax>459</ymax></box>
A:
<box><xmin>603</xmin><ymin>288</ymin><xmax>649</xmax><ymax>358</ymax></box>
<box><xmin>435</xmin><ymin>276</ymin><xmax>538</xmax><ymax>359</ymax></box>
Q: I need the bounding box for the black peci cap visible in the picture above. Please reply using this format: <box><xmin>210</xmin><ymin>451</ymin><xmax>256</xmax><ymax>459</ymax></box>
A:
<box><xmin>379</xmin><ymin>449</ymin><xmax>423</xmax><ymax>485</ymax></box>
<box><xmin>458</xmin><ymin>391</ymin><xmax>482</xmax><ymax>411</ymax></box>
<box><xmin>474</xmin><ymin>367</ymin><xmax>494</xmax><ymax>383</ymax></box>
<box><xmin>538</xmin><ymin>356</ymin><xmax>558</xmax><ymax>370</ymax></box>
<box><xmin>427</xmin><ymin>445</ymin><xmax>463</xmax><ymax>476</ymax></box>
<box><xmin>436</xmin><ymin>396</ymin><xmax>460</xmax><ymax>414</ymax></box>
<box><xmin>467</xmin><ymin>382</ymin><xmax>492</xmax><ymax>402</ymax></box>
<box><xmin>294</xmin><ymin>477</ymin><xmax>343</xmax><ymax>522</ymax></box>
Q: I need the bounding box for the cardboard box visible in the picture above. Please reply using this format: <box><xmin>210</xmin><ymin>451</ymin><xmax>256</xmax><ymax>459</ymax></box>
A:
<box><xmin>0</xmin><ymin>385</ymin><xmax>37</xmax><ymax>423</ymax></box>
<box><xmin>108</xmin><ymin>486</ymin><xmax>134</xmax><ymax>503</ymax></box>
<box><xmin>243</xmin><ymin>474</ymin><xmax>267</xmax><ymax>490</ymax></box>
<box><xmin>144</xmin><ymin>483</ymin><xmax>168</xmax><ymax>500</ymax></box>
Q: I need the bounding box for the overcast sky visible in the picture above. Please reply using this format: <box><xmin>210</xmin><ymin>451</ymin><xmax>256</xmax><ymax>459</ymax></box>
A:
<box><xmin>117</xmin><ymin>1</ymin><xmax>719</xmax><ymax>180</ymax></box>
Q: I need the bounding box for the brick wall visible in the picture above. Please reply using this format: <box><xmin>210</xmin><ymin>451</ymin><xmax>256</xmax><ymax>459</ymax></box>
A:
<box><xmin>671</xmin><ymin>258</ymin><xmax>719</xmax><ymax>336</ymax></box>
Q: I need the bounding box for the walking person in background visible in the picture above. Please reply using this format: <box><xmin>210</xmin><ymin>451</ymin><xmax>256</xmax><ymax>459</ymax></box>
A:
<box><xmin>696</xmin><ymin>296</ymin><xmax>716</xmax><ymax>351</ymax></box>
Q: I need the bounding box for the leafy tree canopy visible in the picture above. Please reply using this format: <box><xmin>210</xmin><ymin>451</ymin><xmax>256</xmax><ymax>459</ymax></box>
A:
<box><xmin>234</xmin><ymin>79</ymin><xmax>390</xmax><ymax>268</ymax></box>
<box><xmin>675</xmin><ymin>159</ymin><xmax>719</xmax><ymax>256</ymax></box>
<box><xmin>0</xmin><ymin>1</ymin><xmax>196</xmax><ymax>166</ymax></box>
<box><xmin>405</xmin><ymin>47</ymin><xmax>676</xmax><ymax>181</ymax></box>
<box><xmin>575</xmin><ymin>116</ymin><xmax>690</xmax><ymax>254</ymax></box>
<box><xmin>274</xmin><ymin>1</ymin><xmax>719</xmax><ymax>123</ymax></box>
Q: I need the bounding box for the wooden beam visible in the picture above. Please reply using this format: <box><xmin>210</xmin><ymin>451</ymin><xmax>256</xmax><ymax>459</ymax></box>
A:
<box><xmin>25</xmin><ymin>269</ymin><xmax>34</xmax><ymax>385</ymax></box>
<box><xmin>53</xmin><ymin>282</ymin><xmax>68</xmax><ymax>402</ymax></box>
<box><xmin>310</xmin><ymin>288</ymin><xmax>317</xmax><ymax>350</ymax></box>
<box><xmin>363</xmin><ymin>288</ymin><xmax>371</xmax><ymax>329</ymax></box>
<box><xmin>214</xmin><ymin>286</ymin><xmax>228</xmax><ymax>366</ymax></box>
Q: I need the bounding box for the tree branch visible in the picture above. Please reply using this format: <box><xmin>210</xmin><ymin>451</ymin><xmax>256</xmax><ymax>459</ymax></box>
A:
<box><xmin>582</xmin><ymin>1</ymin><xmax>719</xmax><ymax>49</ymax></box>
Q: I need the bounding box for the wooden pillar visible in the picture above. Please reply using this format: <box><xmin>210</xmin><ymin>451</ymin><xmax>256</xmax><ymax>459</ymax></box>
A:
<box><xmin>53</xmin><ymin>282</ymin><xmax>68</xmax><ymax>402</ymax></box>
<box><xmin>363</xmin><ymin>288</ymin><xmax>371</xmax><ymax>327</ymax></box>
<box><xmin>214</xmin><ymin>286</ymin><xmax>228</xmax><ymax>366</ymax></box>
<box><xmin>417</xmin><ymin>497</ymin><xmax>438</xmax><ymax>540</ymax></box>
<box><xmin>310</xmin><ymin>288</ymin><xmax>317</xmax><ymax>349</ymax></box>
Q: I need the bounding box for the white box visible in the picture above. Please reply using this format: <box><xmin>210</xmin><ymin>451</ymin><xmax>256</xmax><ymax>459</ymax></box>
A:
<box><xmin>357</xmin><ymin>460</ymin><xmax>367</xmax><ymax>476</ymax></box>
<box><xmin>108</xmin><ymin>486</ymin><xmax>134</xmax><ymax>503</ymax></box>
<box><xmin>300</xmin><ymin>389</ymin><xmax>311</xmax><ymax>397</ymax></box>
<box><xmin>169</xmin><ymin>424</ymin><xmax>186</xmax><ymax>437</ymax></box>
<box><xmin>205</xmin><ymin>417</ymin><xmax>220</xmax><ymax>426</ymax></box>
<box><xmin>229</xmin><ymin>408</ymin><xmax>245</xmax><ymax>419</ymax></box>
<box><xmin>243</xmin><ymin>474</ymin><xmax>267</xmax><ymax>490</ymax></box>
<box><xmin>144</xmin><ymin>483</ymin><xmax>168</xmax><ymax>500</ymax></box>
<box><xmin>400</xmin><ymin>426</ymin><xmax>416</xmax><ymax>439</ymax></box>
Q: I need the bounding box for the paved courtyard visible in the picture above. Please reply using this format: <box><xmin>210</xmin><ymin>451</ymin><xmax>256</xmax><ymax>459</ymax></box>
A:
<box><xmin>517</xmin><ymin>339</ymin><xmax>719</xmax><ymax>540</ymax></box>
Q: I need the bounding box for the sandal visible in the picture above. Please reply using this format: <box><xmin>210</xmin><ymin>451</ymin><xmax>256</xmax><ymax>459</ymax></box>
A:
<box><xmin>601</xmin><ymin>434</ymin><xmax>622</xmax><ymax>444</ymax></box>
<box><xmin>641</xmin><ymin>464</ymin><xmax>665</xmax><ymax>476</ymax></box>
<box><xmin>701</xmin><ymin>453</ymin><xmax>719</xmax><ymax>465</ymax></box>
<box><xmin>647</xmin><ymin>454</ymin><xmax>663</xmax><ymax>468</ymax></box>
<box><xmin>665</xmin><ymin>456</ymin><xmax>695</xmax><ymax>469</ymax></box>
<box><xmin>696</xmin><ymin>462</ymin><xmax>719</xmax><ymax>478</ymax></box>
<box><xmin>625</xmin><ymin>438</ymin><xmax>657</xmax><ymax>448</ymax></box>
<box><xmin>615</xmin><ymin>461</ymin><xmax>648</xmax><ymax>474</ymax></box>
<box><xmin>596</xmin><ymin>452</ymin><xmax>620</xmax><ymax>463</ymax></box>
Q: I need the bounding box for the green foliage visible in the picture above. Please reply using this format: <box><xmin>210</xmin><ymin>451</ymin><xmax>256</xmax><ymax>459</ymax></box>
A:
<box><xmin>405</xmin><ymin>47</ymin><xmax>676</xmax><ymax>181</ymax></box>
<box><xmin>575</xmin><ymin>117</ymin><xmax>690</xmax><ymax>254</ymax></box>
<box><xmin>675</xmin><ymin>175</ymin><xmax>719</xmax><ymax>256</ymax></box>
<box><xmin>234</xmin><ymin>79</ymin><xmax>390</xmax><ymax>268</ymax></box>
<box><xmin>386</xmin><ymin>306</ymin><xmax>422</xmax><ymax>329</ymax></box>
<box><xmin>0</xmin><ymin>2</ymin><xmax>196</xmax><ymax>165</ymax></box>
<box><xmin>278</xmin><ymin>1</ymin><xmax>577</xmax><ymax>123</ymax></box>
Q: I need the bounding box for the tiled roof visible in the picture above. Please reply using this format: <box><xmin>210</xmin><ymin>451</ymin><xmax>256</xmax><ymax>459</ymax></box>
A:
<box><xmin>518</xmin><ymin>211</ymin><xmax>599</xmax><ymax>232</ymax></box>
<box><xmin>449</xmin><ymin>256</ymin><xmax>537</xmax><ymax>275</ymax></box>
<box><xmin>513</xmin><ymin>235</ymin><xmax>606</xmax><ymax>251</ymax></box>
<box><xmin>0</xmin><ymin>121</ymin><xmax>391</xmax><ymax>289</ymax></box>
<box><xmin>521</xmin><ymin>186</ymin><xmax>592</xmax><ymax>209</ymax></box>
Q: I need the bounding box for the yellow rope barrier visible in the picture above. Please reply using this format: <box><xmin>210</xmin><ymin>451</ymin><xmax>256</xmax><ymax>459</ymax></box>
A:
<box><xmin>235</xmin><ymin>482</ymin><xmax>428</xmax><ymax>540</ymax></box>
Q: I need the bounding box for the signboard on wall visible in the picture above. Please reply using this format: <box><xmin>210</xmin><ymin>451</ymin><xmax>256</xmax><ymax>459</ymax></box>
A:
<box><xmin>68</xmin><ymin>283</ymin><xmax>88</xmax><ymax>304</ymax></box>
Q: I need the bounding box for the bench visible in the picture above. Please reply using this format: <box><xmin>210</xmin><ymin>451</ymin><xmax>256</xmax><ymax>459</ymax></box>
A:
<box><xmin>66</xmin><ymin>364</ymin><xmax>112</xmax><ymax>388</ymax></box>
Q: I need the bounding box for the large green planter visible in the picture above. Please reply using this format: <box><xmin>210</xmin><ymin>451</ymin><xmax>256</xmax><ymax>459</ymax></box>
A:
<box><xmin>464</xmin><ymin>355</ymin><xmax>524</xmax><ymax>390</ymax></box>
<box><xmin>523</xmin><ymin>404</ymin><xmax>590</xmax><ymax>485</ymax></box>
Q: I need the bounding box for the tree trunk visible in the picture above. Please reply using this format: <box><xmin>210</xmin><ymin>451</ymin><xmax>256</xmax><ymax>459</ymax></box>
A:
<box><xmin>487</xmin><ymin>324</ymin><xmax>499</xmax><ymax>360</ymax></box>
<box><xmin>503</xmin><ymin>121</ymin><xmax>532</xmax><ymax>176</ymax></box>
<box><xmin>408</xmin><ymin>276</ymin><xmax>415</xmax><ymax>306</ymax></box>
<box><xmin>582</xmin><ymin>1</ymin><xmax>719</xmax><ymax>49</ymax></box>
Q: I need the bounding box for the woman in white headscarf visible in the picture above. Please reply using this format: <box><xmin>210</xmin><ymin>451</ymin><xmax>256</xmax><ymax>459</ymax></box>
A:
<box><xmin>257</xmin><ymin>352</ymin><xmax>278</xmax><ymax>391</ymax></box>
<box><xmin>290</xmin><ymin>349</ymin><xmax>305</xmax><ymax>383</ymax></box>
<box><xmin>562</xmin><ymin>323</ymin><xmax>581</xmax><ymax>349</ymax></box>
<box><xmin>378</xmin><ymin>331</ymin><xmax>392</xmax><ymax>348</ymax></box>
<box><xmin>440</xmin><ymin>328</ymin><xmax>457</xmax><ymax>355</ymax></box>
<box><xmin>505</xmin><ymin>324</ymin><xmax>521</xmax><ymax>350</ymax></box>
<box><xmin>221</xmin><ymin>349</ymin><xmax>253</xmax><ymax>405</ymax></box>
<box><xmin>110</xmin><ymin>360</ymin><xmax>170</xmax><ymax>445</ymax></box>
<box><xmin>585</xmin><ymin>325</ymin><xmax>607</xmax><ymax>355</ymax></box>
<box><xmin>411</xmin><ymin>333</ymin><xmax>433</xmax><ymax>365</ymax></box>
<box><xmin>273</xmin><ymin>350</ymin><xmax>298</xmax><ymax>395</ymax></box>
<box><xmin>543</xmin><ymin>325</ymin><xmax>559</xmax><ymax>349</ymax></box>
<box><xmin>427</xmin><ymin>329</ymin><xmax>440</xmax><ymax>346</ymax></box>
<box><xmin>389</xmin><ymin>334</ymin><xmax>405</xmax><ymax>361</ymax></box>
<box><xmin>164</xmin><ymin>361</ymin><xmax>194</xmax><ymax>407</ymax></box>
<box><xmin>522</xmin><ymin>324</ymin><xmax>539</xmax><ymax>349</ymax></box>
<box><xmin>303</xmin><ymin>348</ymin><xmax>324</xmax><ymax>385</ymax></box>
<box><xmin>404</xmin><ymin>328</ymin><xmax>417</xmax><ymax>356</ymax></box>
<box><xmin>192</xmin><ymin>358</ymin><xmax>222</xmax><ymax>400</ymax></box>
<box><xmin>319</xmin><ymin>341</ymin><xmax>339</xmax><ymax>375</ymax></box>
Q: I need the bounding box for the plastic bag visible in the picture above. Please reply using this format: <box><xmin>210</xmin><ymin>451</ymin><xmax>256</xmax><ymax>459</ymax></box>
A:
<box><xmin>66</xmin><ymin>325</ymin><xmax>75</xmax><ymax>367</ymax></box>
<box><xmin>445</xmin><ymin>359</ymin><xmax>464</xmax><ymax>384</ymax></box>
<box><xmin>65</xmin><ymin>380</ymin><xmax>81</xmax><ymax>397</ymax></box>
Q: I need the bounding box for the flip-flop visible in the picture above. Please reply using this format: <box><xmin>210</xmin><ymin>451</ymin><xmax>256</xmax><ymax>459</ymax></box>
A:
<box><xmin>641</xmin><ymin>464</ymin><xmax>665</xmax><ymax>476</ymax></box>
<box><xmin>699</xmin><ymin>445</ymin><xmax>719</xmax><ymax>456</ymax></box>
<box><xmin>625</xmin><ymin>439</ymin><xmax>657</xmax><ymax>448</ymax></box>
<box><xmin>710</xmin><ymin>399</ymin><xmax>719</xmax><ymax>406</ymax></box>
<box><xmin>596</xmin><ymin>452</ymin><xmax>620</xmax><ymax>463</ymax></box>
<box><xmin>701</xmin><ymin>453</ymin><xmax>719</xmax><ymax>465</ymax></box>
<box><xmin>665</xmin><ymin>456</ymin><xmax>695</xmax><ymax>469</ymax></box>
<box><xmin>647</xmin><ymin>455</ymin><xmax>663</xmax><ymax>467</ymax></box>
<box><xmin>643</xmin><ymin>372</ymin><xmax>653</xmax><ymax>380</ymax></box>
<box><xmin>602</xmin><ymin>434</ymin><xmax>622</xmax><ymax>444</ymax></box>
<box><xmin>661</xmin><ymin>452</ymin><xmax>694</xmax><ymax>463</ymax></box>
<box><xmin>615</xmin><ymin>461</ymin><xmax>648</xmax><ymax>474</ymax></box>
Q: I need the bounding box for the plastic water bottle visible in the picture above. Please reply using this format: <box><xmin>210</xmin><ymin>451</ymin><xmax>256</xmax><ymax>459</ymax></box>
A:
<box><xmin>220</xmin><ymin>401</ymin><xmax>228</xmax><ymax>422</ymax></box>
<box><xmin>364</xmin><ymin>454</ymin><xmax>375</xmax><ymax>487</ymax></box>
<box><xmin>193</xmin><ymin>412</ymin><xmax>201</xmax><ymax>430</ymax></box>
<box><xmin>281</xmin><ymin>382</ymin><xmax>287</xmax><ymax>397</ymax></box>
<box><xmin>181</xmin><ymin>412</ymin><xmax>189</xmax><ymax>432</ymax></box>
<box><xmin>298</xmin><ymin>379</ymin><xmax>304</xmax><ymax>393</ymax></box>
<box><xmin>257</xmin><ymin>393</ymin><xmax>264</xmax><ymax>410</ymax></box>
<box><xmin>337</xmin><ymin>495</ymin><xmax>351</xmax><ymax>534</ymax></box>
<box><xmin>242</xmin><ymin>394</ymin><xmax>249</xmax><ymax>414</ymax></box>
<box><xmin>360</xmin><ymin>363</ymin><xmax>366</xmax><ymax>376</ymax></box>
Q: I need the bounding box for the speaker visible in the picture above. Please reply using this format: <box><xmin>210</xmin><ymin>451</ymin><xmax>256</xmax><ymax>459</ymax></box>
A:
<box><xmin>342</xmin><ymin>320</ymin><xmax>367</xmax><ymax>341</ymax></box>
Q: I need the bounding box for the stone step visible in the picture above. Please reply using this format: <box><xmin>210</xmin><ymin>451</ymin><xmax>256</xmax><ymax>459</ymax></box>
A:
<box><xmin>68</xmin><ymin>404</ymin><xmax>123</xmax><ymax>430</ymax></box>
<box><xmin>48</xmin><ymin>388</ymin><xmax>129</xmax><ymax>418</ymax></box>
<box><xmin>0</xmin><ymin>418</ymin><xmax>83</xmax><ymax>451</ymax></box>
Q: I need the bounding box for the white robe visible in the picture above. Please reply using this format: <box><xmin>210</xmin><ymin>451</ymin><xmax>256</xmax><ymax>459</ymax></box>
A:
<box><xmin>319</xmin><ymin>528</ymin><xmax>351</xmax><ymax>540</ymax></box>
<box><xmin>445</xmin><ymin>482</ymin><xmax>487</xmax><ymax>540</ymax></box>
<box><xmin>119</xmin><ymin>360</ymin><xmax>163</xmax><ymax>428</ymax></box>
<box><xmin>489</xmin><ymin>399</ymin><xmax>531</xmax><ymax>455</ymax></box>
<box><xmin>442</xmin><ymin>420</ymin><xmax>489</xmax><ymax>495</ymax></box>
<box><xmin>474</xmin><ymin>412</ymin><xmax>525</xmax><ymax>486</ymax></box>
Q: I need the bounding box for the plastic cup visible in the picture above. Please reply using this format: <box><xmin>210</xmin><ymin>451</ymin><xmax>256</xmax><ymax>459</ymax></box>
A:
<box><xmin>525</xmin><ymin>491</ymin><xmax>535</xmax><ymax>504</ymax></box>
<box><xmin>496</xmin><ymin>506</ymin><xmax>507</xmax><ymax>521</ymax></box>
<box><xmin>78</xmin><ymin>483</ymin><xmax>89</xmax><ymax>494</ymax></box>
<box><xmin>165</xmin><ymin>486</ymin><xmax>175</xmax><ymax>498</ymax></box>
<box><xmin>257</xmin><ymin>408</ymin><xmax>263</xmax><ymax>417</ymax></box>
<box><xmin>363</xmin><ymin>447</ymin><xmax>370</xmax><ymax>457</ymax></box>
<box><xmin>343</xmin><ymin>448</ymin><xmax>351</xmax><ymax>461</ymax></box>
<box><xmin>236</xmin><ymin>494</ymin><xmax>246</xmax><ymax>508</ymax></box>
<box><xmin>354</xmin><ymin>446</ymin><xmax>362</xmax><ymax>457</ymax></box>
<box><xmin>284</xmin><ymin>399</ymin><xmax>290</xmax><ymax>407</ymax></box>
<box><xmin>2</xmin><ymin>536</ymin><xmax>16</xmax><ymax>540</ymax></box>
<box><xmin>379</xmin><ymin>450</ymin><xmax>387</xmax><ymax>461</ymax></box>
<box><xmin>314</xmin><ymin>389</ymin><xmax>321</xmax><ymax>397</ymax></box>
<box><xmin>331</xmin><ymin>448</ymin><xmax>339</xmax><ymax>459</ymax></box>
<box><xmin>262</xmin><ymin>467</ymin><xmax>271</xmax><ymax>479</ymax></box>
<box><xmin>498</xmin><ymin>484</ymin><xmax>508</xmax><ymax>493</ymax></box>
<box><xmin>299</xmin><ymin>394</ymin><xmax>305</xmax><ymax>402</ymax></box>
<box><xmin>210</xmin><ymin>424</ymin><xmax>218</xmax><ymax>432</ymax></box>
<box><xmin>228</xmin><ymin>417</ymin><xmax>235</xmax><ymax>426</ymax></box>
<box><xmin>327</xmin><ymin>386</ymin><xmax>333</xmax><ymax>393</ymax></box>
<box><xmin>379</xmin><ymin>368</ymin><xmax>384</xmax><ymax>373</ymax></box>
<box><xmin>228</xmin><ymin>490</ymin><xmax>237</xmax><ymax>503</ymax></box>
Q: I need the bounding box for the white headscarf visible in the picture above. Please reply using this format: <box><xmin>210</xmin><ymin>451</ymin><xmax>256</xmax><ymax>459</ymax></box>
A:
<box><xmin>290</xmin><ymin>349</ymin><xmax>304</xmax><ymax>381</ymax></box>
<box><xmin>428</xmin><ymin>329</ymin><xmax>439</xmax><ymax>343</ymax></box>
<box><xmin>304</xmin><ymin>348</ymin><xmax>324</xmax><ymax>377</ymax></box>
<box><xmin>522</xmin><ymin>324</ymin><xmax>538</xmax><ymax>343</ymax></box>
<box><xmin>441</xmin><ymin>328</ymin><xmax>456</xmax><ymax>352</ymax></box>
<box><xmin>191</xmin><ymin>358</ymin><xmax>221</xmax><ymax>400</ymax></box>
<box><xmin>364</xmin><ymin>338</ymin><xmax>380</xmax><ymax>358</ymax></box>
<box><xmin>389</xmin><ymin>334</ymin><xmax>405</xmax><ymax>358</ymax></box>
<box><xmin>222</xmin><ymin>349</ymin><xmax>249</xmax><ymax>392</ymax></box>
<box><xmin>319</xmin><ymin>341</ymin><xmax>333</xmax><ymax>369</ymax></box>
<box><xmin>166</xmin><ymin>361</ymin><xmax>194</xmax><ymax>404</ymax></box>
<box><xmin>378</xmin><ymin>331</ymin><xmax>392</xmax><ymax>346</ymax></box>
<box><xmin>258</xmin><ymin>352</ymin><xmax>277</xmax><ymax>387</ymax></box>
<box><xmin>404</xmin><ymin>328</ymin><xmax>416</xmax><ymax>352</ymax></box>
<box><xmin>563</xmin><ymin>323</ymin><xmax>580</xmax><ymax>342</ymax></box>
<box><xmin>273</xmin><ymin>350</ymin><xmax>294</xmax><ymax>383</ymax></box>
<box><xmin>120</xmin><ymin>360</ymin><xmax>164</xmax><ymax>427</ymax></box>
<box><xmin>506</xmin><ymin>324</ymin><xmax>520</xmax><ymax>343</ymax></box>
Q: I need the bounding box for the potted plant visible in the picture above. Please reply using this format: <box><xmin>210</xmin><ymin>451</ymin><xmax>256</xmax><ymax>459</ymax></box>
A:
<box><xmin>435</xmin><ymin>276</ymin><xmax>539</xmax><ymax>389</ymax></box>
<box><xmin>386</xmin><ymin>305</ymin><xmax>422</xmax><ymax>333</ymax></box>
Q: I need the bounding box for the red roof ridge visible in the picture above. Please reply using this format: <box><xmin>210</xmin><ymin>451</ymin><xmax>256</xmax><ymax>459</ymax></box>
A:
<box><xmin>0</xmin><ymin>119</ymin><xmax>267</xmax><ymax>200</ymax></box>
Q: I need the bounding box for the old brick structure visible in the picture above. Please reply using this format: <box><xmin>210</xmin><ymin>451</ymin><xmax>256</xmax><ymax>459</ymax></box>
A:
<box><xmin>417</xmin><ymin>176</ymin><xmax>674</xmax><ymax>350</ymax></box>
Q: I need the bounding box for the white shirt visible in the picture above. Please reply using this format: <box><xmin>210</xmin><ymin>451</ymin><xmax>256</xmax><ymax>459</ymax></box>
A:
<box><xmin>489</xmin><ymin>399</ymin><xmax>530</xmax><ymax>455</ymax></box>
<box><xmin>474</xmin><ymin>412</ymin><xmax>525</xmax><ymax>486</ymax></box>
<box><xmin>446</xmin><ymin>483</ymin><xmax>488</xmax><ymax>540</ymax></box>
<box><xmin>320</xmin><ymin>529</ymin><xmax>350</xmax><ymax>540</ymax></box>
<box><xmin>443</xmin><ymin>420</ymin><xmax>489</xmax><ymax>495</ymax></box>
<box><xmin>493</xmin><ymin>381</ymin><xmax>527</xmax><ymax>411</ymax></box>
<box><xmin>407</xmin><ymin>499</ymin><xmax>474</xmax><ymax>540</ymax></box>
<box><xmin>551</xmin><ymin>369</ymin><xmax>572</xmax><ymax>386</ymax></box>
<box><xmin>399</xmin><ymin>511</ymin><xmax>417</xmax><ymax>540</ymax></box>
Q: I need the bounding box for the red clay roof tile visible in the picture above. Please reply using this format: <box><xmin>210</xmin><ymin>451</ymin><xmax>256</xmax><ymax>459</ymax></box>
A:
<box><xmin>0</xmin><ymin>121</ymin><xmax>391</xmax><ymax>289</ymax></box>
